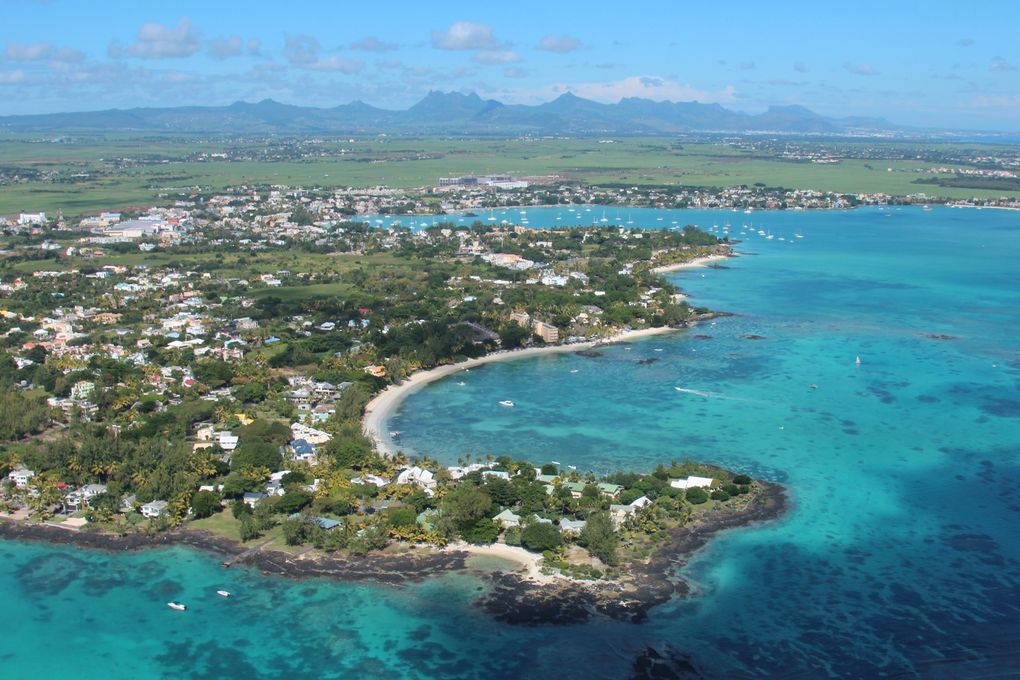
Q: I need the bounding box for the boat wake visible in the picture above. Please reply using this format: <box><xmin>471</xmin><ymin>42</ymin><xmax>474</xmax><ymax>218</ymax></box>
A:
<box><xmin>673</xmin><ymin>386</ymin><xmax>745</xmax><ymax>401</ymax></box>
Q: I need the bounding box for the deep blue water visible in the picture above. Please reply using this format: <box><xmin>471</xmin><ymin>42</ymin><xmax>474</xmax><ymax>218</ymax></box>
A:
<box><xmin>2</xmin><ymin>206</ymin><xmax>1019</xmax><ymax>678</ymax></box>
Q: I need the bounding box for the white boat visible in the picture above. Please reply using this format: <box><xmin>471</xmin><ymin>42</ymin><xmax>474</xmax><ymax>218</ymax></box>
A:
<box><xmin>217</xmin><ymin>590</ymin><xmax>231</xmax><ymax>598</ymax></box>
<box><xmin>498</xmin><ymin>400</ymin><xmax>515</xmax><ymax>407</ymax></box>
<box><xmin>457</xmin><ymin>381</ymin><xmax>466</xmax><ymax>386</ymax></box>
<box><xmin>855</xmin><ymin>355</ymin><xmax>862</xmax><ymax>365</ymax></box>
<box><xmin>569</xmin><ymin>369</ymin><xmax>579</xmax><ymax>374</ymax></box>
<box><xmin>167</xmin><ymin>602</ymin><xmax>187</xmax><ymax>611</ymax></box>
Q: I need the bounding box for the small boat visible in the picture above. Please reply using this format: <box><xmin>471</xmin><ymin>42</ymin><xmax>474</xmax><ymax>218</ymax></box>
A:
<box><xmin>167</xmin><ymin>602</ymin><xmax>187</xmax><ymax>611</ymax></box>
<box><xmin>217</xmin><ymin>590</ymin><xmax>231</xmax><ymax>598</ymax></box>
<box><xmin>498</xmin><ymin>400</ymin><xmax>515</xmax><ymax>407</ymax></box>
<box><xmin>569</xmin><ymin>369</ymin><xmax>579</xmax><ymax>374</ymax></box>
<box><xmin>457</xmin><ymin>381</ymin><xmax>466</xmax><ymax>386</ymax></box>
<box><xmin>855</xmin><ymin>355</ymin><xmax>862</xmax><ymax>365</ymax></box>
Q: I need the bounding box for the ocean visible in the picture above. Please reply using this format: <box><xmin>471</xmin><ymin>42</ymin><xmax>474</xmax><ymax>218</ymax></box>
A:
<box><xmin>3</xmin><ymin>206</ymin><xmax>1019</xmax><ymax>678</ymax></box>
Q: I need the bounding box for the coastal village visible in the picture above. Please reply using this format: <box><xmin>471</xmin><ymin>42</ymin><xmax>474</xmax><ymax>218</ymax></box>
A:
<box><xmin>0</xmin><ymin>179</ymin><xmax>777</xmax><ymax>582</ymax></box>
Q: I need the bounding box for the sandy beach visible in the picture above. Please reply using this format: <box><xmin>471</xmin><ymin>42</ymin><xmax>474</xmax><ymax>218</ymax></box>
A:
<box><xmin>362</xmin><ymin>325</ymin><xmax>683</xmax><ymax>456</ymax></box>
<box><xmin>651</xmin><ymin>252</ymin><xmax>734</xmax><ymax>274</ymax></box>
<box><xmin>445</xmin><ymin>540</ymin><xmax>556</xmax><ymax>584</ymax></box>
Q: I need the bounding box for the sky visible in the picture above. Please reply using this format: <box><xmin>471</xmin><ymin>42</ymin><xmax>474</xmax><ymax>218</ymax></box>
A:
<box><xmin>1</xmin><ymin>0</ymin><xmax>1019</xmax><ymax>130</ymax></box>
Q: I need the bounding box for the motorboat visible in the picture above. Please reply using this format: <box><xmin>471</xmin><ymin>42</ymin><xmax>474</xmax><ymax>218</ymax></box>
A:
<box><xmin>499</xmin><ymin>400</ymin><xmax>515</xmax><ymax>407</ymax></box>
<box><xmin>217</xmin><ymin>590</ymin><xmax>231</xmax><ymax>598</ymax></box>
<box><xmin>167</xmin><ymin>602</ymin><xmax>187</xmax><ymax>611</ymax></box>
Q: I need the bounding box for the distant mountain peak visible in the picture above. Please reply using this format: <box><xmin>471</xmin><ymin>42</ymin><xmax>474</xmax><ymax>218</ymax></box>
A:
<box><xmin>0</xmin><ymin>94</ymin><xmax>907</xmax><ymax>135</ymax></box>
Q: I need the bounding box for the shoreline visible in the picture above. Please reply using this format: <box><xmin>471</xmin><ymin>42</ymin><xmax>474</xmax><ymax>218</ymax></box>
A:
<box><xmin>0</xmin><ymin>481</ymin><xmax>787</xmax><ymax>625</ymax></box>
<box><xmin>650</xmin><ymin>252</ymin><xmax>735</xmax><ymax>274</ymax></box>
<box><xmin>362</xmin><ymin>324</ymin><xmax>690</xmax><ymax>456</ymax></box>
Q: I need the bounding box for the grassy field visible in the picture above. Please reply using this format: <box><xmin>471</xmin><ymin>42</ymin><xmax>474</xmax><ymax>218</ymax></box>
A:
<box><xmin>2</xmin><ymin>135</ymin><xmax>1018</xmax><ymax>215</ymax></box>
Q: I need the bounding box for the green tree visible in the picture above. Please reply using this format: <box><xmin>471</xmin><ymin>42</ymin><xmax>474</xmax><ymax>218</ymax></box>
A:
<box><xmin>442</xmin><ymin>485</ymin><xmax>493</xmax><ymax>526</ymax></box>
<box><xmin>579</xmin><ymin>511</ymin><xmax>619</xmax><ymax>566</ymax></box>
<box><xmin>239</xmin><ymin>514</ymin><xmax>260</xmax><ymax>541</ymax></box>
<box><xmin>521</xmin><ymin>522</ymin><xmax>563</xmax><ymax>552</ymax></box>
<box><xmin>686</xmin><ymin>487</ymin><xmax>709</xmax><ymax>504</ymax></box>
<box><xmin>190</xmin><ymin>490</ymin><xmax>222</xmax><ymax>519</ymax></box>
<box><xmin>230</xmin><ymin>440</ymin><xmax>282</xmax><ymax>472</ymax></box>
<box><xmin>461</xmin><ymin>518</ymin><xmax>498</xmax><ymax>544</ymax></box>
<box><xmin>277</xmin><ymin>490</ymin><xmax>313</xmax><ymax>515</ymax></box>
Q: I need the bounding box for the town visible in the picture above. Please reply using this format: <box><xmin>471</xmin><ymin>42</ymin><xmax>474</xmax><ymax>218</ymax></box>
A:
<box><xmin>0</xmin><ymin>181</ymin><xmax>764</xmax><ymax>579</ymax></box>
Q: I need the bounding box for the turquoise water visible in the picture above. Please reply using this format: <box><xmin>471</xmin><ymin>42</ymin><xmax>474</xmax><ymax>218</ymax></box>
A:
<box><xmin>3</xmin><ymin>206</ymin><xmax>1019</xmax><ymax>678</ymax></box>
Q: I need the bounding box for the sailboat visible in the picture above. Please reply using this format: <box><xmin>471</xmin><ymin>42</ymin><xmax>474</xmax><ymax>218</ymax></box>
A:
<box><xmin>855</xmin><ymin>355</ymin><xmax>862</xmax><ymax>365</ymax></box>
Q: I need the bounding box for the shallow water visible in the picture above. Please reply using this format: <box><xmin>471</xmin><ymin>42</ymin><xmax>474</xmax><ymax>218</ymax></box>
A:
<box><xmin>2</xmin><ymin>206</ymin><xmax>1019</xmax><ymax>678</ymax></box>
<box><xmin>390</xmin><ymin>205</ymin><xmax>1020</xmax><ymax>677</ymax></box>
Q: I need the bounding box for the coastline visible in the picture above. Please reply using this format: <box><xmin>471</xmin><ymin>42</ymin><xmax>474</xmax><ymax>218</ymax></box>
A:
<box><xmin>0</xmin><ymin>481</ymin><xmax>787</xmax><ymax>625</ymax></box>
<box><xmin>362</xmin><ymin>324</ymin><xmax>688</xmax><ymax>456</ymax></box>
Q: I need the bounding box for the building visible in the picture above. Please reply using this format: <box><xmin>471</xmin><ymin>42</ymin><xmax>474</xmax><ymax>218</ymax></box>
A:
<box><xmin>140</xmin><ymin>500</ymin><xmax>169</xmax><ymax>519</ymax></box>
<box><xmin>493</xmin><ymin>509</ymin><xmax>521</xmax><ymax>529</ymax></box>
<box><xmin>7</xmin><ymin>467</ymin><xmax>35</xmax><ymax>488</ymax></box>
<box><xmin>669</xmin><ymin>476</ymin><xmax>714</xmax><ymax>490</ymax></box>
<box><xmin>532</xmin><ymin>320</ymin><xmax>560</xmax><ymax>343</ymax></box>
<box><xmin>510</xmin><ymin>311</ymin><xmax>531</xmax><ymax>327</ymax></box>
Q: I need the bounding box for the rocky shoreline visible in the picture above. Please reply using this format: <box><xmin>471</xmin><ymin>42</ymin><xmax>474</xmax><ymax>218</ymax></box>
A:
<box><xmin>0</xmin><ymin>480</ymin><xmax>786</xmax><ymax>625</ymax></box>
<box><xmin>476</xmin><ymin>481</ymin><xmax>787</xmax><ymax>625</ymax></box>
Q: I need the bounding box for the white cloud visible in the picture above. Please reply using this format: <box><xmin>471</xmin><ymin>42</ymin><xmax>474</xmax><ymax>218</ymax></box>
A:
<box><xmin>844</xmin><ymin>63</ymin><xmax>879</xmax><ymax>76</ymax></box>
<box><xmin>4</xmin><ymin>42</ymin><xmax>84</xmax><ymax>63</ymax></box>
<box><xmin>283</xmin><ymin>35</ymin><xmax>363</xmax><ymax>73</ymax></box>
<box><xmin>351</xmin><ymin>36</ymin><xmax>398</xmax><ymax>52</ymax></box>
<box><xmin>0</xmin><ymin>69</ymin><xmax>28</xmax><ymax>84</ymax></box>
<box><xmin>793</xmin><ymin>61</ymin><xmax>809</xmax><ymax>73</ymax></box>
<box><xmin>990</xmin><ymin>58</ymin><xmax>1016</xmax><ymax>72</ymax></box>
<box><xmin>431</xmin><ymin>22</ymin><xmax>501</xmax><ymax>50</ymax></box>
<box><xmin>974</xmin><ymin>93</ymin><xmax>1020</xmax><ymax>108</ymax></box>
<box><xmin>284</xmin><ymin>35</ymin><xmax>320</xmax><ymax>65</ymax></box>
<box><xmin>537</xmin><ymin>35</ymin><xmax>580</xmax><ymax>54</ymax></box>
<box><xmin>473</xmin><ymin>50</ymin><xmax>520</xmax><ymax>65</ymax></box>
<box><xmin>504</xmin><ymin>67</ymin><xmax>528</xmax><ymax>79</ymax></box>
<box><xmin>491</xmin><ymin>75</ymin><xmax>737</xmax><ymax>105</ymax></box>
<box><xmin>112</xmin><ymin>17</ymin><xmax>201</xmax><ymax>59</ymax></box>
<box><xmin>307</xmin><ymin>55</ymin><xmax>364</xmax><ymax>73</ymax></box>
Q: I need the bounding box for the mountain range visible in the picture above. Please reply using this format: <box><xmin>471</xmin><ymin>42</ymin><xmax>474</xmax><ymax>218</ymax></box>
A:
<box><xmin>0</xmin><ymin>91</ymin><xmax>899</xmax><ymax>135</ymax></box>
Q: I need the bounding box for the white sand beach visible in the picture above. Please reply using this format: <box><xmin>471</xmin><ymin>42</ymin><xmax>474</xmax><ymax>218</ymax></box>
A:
<box><xmin>362</xmin><ymin>325</ymin><xmax>682</xmax><ymax>456</ymax></box>
<box><xmin>651</xmin><ymin>253</ymin><xmax>734</xmax><ymax>274</ymax></box>
<box><xmin>445</xmin><ymin>540</ymin><xmax>555</xmax><ymax>584</ymax></box>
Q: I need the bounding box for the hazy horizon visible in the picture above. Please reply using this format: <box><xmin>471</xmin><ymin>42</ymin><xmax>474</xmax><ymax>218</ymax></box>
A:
<box><xmin>1</xmin><ymin>0</ymin><xmax>1019</xmax><ymax>131</ymax></box>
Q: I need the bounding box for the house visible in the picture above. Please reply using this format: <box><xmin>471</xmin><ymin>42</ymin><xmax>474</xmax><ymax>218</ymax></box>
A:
<box><xmin>140</xmin><ymin>500</ymin><xmax>169</xmax><ymax>519</ymax></box>
<box><xmin>559</xmin><ymin>518</ymin><xmax>587</xmax><ymax>535</ymax></box>
<box><xmin>482</xmin><ymin>470</ymin><xmax>511</xmax><ymax>481</ymax></box>
<box><xmin>669</xmin><ymin>476</ymin><xmax>714</xmax><ymax>490</ymax></box>
<box><xmin>395</xmin><ymin>467</ymin><xmax>436</xmax><ymax>495</ymax></box>
<box><xmin>493</xmin><ymin>509</ymin><xmax>522</xmax><ymax>529</ymax></box>
<box><xmin>609</xmin><ymin>504</ymin><xmax>637</xmax><ymax>526</ymax></box>
<box><xmin>598</xmin><ymin>483</ymin><xmax>624</xmax><ymax>499</ymax></box>
<box><xmin>289</xmin><ymin>513</ymin><xmax>342</xmax><ymax>530</ymax></box>
<box><xmin>7</xmin><ymin>467</ymin><xmax>35</xmax><ymax>488</ymax></box>
<box><xmin>82</xmin><ymin>484</ymin><xmax>108</xmax><ymax>506</ymax></box>
<box><xmin>351</xmin><ymin>474</ymin><xmax>390</xmax><ymax>488</ymax></box>
<box><xmin>630</xmin><ymin>495</ymin><xmax>652</xmax><ymax>509</ymax></box>
<box><xmin>243</xmin><ymin>492</ymin><xmax>268</xmax><ymax>508</ymax></box>
<box><xmin>217</xmin><ymin>431</ymin><xmax>239</xmax><ymax>451</ymax></box>
<box><xmin>194</xmin><ymin>423</ymin><xmax>216</xmax><ymax>441</ymax></box>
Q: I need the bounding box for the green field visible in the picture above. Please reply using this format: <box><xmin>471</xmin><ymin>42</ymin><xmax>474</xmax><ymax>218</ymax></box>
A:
<box><xmin>2</xmin><ymin>135</ymin><xmax>1018</xmax><ymax>215</ymax></box>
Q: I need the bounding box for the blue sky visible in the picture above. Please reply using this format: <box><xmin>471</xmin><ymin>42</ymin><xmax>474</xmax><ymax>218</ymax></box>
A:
<box><xmin>2</xmin><ymin>0</ymin><xmax>1019</xmax><ymax>130</ymax></box>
